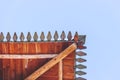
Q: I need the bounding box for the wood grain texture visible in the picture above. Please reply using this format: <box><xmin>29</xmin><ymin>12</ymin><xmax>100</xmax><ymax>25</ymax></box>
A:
<box><xmin>25</xmin><ymin>43</ymin><xmax>77</xmax><ymax>80</ymax></box>
<box><xmin>0</xmin><ymin>42</ymin><xmax>77</xmax><ymax>80</ymax></box>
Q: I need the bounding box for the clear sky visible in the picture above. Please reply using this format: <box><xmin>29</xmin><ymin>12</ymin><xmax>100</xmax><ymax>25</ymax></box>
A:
<box><xmin>0</xmin><ymin>0</ymin><xmax>120</xmax><ymax>80</ymax></box>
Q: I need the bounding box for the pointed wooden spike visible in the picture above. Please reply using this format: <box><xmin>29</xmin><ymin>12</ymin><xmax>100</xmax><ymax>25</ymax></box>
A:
<box><xmin>76</xmin><ymin>71</ymin><xmax>86</xmax><ymax>75</ymax></box>
<box><xmin>60</xmin><ymin>31</ymin><xmax>66</xmax><ymax>40</ymax></box>
<box><xmin>6</xmin><ymin>32</ymin><xmax>11</xmax><ymax>41</ymax></box>
<box><xmin>76</xmin><ymin>77</ymin><xmax>87</xmax><ymax>80</ymax></box>
<box><xmin>33</xmin><ymin>32</ymin><xmax>38</xmax><ymax>41</ymax></box>
<box><xmin>78</xmin><ymin>35</ymin><xmax>86</xmax><ymax>45</ymax></box>
<box><xmin>67</xmin><ymin>31</ymin><xmax>72</xmax><ymax>41</ymax></box>
<box><xmin>40</xmin><ymin>32</ymin><xmax>45</xmax><ymax>41</ymax></box>
<box><xmin>76</xmin><ymin>51</ymin><xmax>87</xmax><ymax>56</ymax></box>
<box><xmin>75</xmin><ymin>64</ymin><xmax>87</xmax><ymax>69</ymax></box>
<box><xmin>54</xmin><ymin>31</ymin><xmax>58</xmax><ymax>41</ymax></box>
<box><xmin>47</xmin><ymin>31</ymin><xmax>52</xmax><ymax>41</ymax></box>
<box><xmin>0</xmin><ymin>32</ymin><xmax>4</xmax><ymax>42</ymax></box>
<box><xmin>27</xmin><ymin>32</ymin><xmax>31</xmax><ymax>42</ymax></box>
<box><xmin>76</xmin><ymin>58</ymin><xmax>87</xmax><ymax>63</ymax></box>
<box><xmin>74</xmin><ymin>32</ymin><xmax>79</xmax><ymax>43</ymax></box>
<box><xmin>20</xmin><ymin>32</ymin><xmax>25</xmax><ymax>41</ymax></box>
<box><xmin>13</xmin><ymin>32</ymin><xmax>18</xmax><ymax>42</ymax></box>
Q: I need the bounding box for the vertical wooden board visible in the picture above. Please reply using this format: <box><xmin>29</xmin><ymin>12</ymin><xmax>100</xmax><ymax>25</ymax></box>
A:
<box><xmin>61</xmin><ymin>42</ymin><xmax>69</xmax><ymax>51</ymax></box>
<box><xmin>48</xmin><ymin>42</ymin><xmax>55</xmax><ymax>53</ymax></box>
<box><xmin>65</xmin><ymin>52</ymin><xmax>75</xmax><ymax>59</ymax></box>
<box><xmin>20</xmin><ymin>42</ymin><xmax>27</xmax><ymax>79</ymax></box>
<box><xmin>34</xmin><ymin>42</ymin><xmax>48</xmax><ymax>70</ymax></box>
<box><xmin>63</xmin><ymin>42</ymin><xmax>76</xmax><ymax>80</ymax></box>
<box><xmin>0</xmin><ymin>43</ymin><xmax>3</xmax><ymax>80</ymax></box>
<box><xmin>35</xmin><ymin>42</ymin><xmax>41</xmax><ymax>53</ymax></box>
<box><xmin>2</xmin><ymin>43</ymin><xmax>10</xmax><ymax>80</ymax></box>
<box><xmin>55</xmin><ymin>42</ymin><xmax>62</xmax><ymax>54</ymax></box>
<box><xmin>37</xmin><ymin>76</ymin><xmax>58</xmax><ymax>80</ymax></box>
<box><xmin>26</xmin><ymin>42</ymin><xmax>36</xmax><ymax>76</ymax></box>
<box><xmin>63</xmin><ymin>59</ymin><xmax>74</xmax><ymax>66</ymax></box>
<box><xmin>14</xmin><ymin>43</ymin><xmax>22</xmax><ymax>80</ymax></box>
<box><xmin>40</xmin><ymin>64</ymin><xmax>59</xmax><ymax>77</ymax></box>
<box><xmin>9</xmin><ymin>42</ymin><xmax>16</xmax><ymax>80</ymax></box>
<box><xmin>40</xmin><ymin>42</ymin><xmax>48</xmax><ymax>53</ymax></box>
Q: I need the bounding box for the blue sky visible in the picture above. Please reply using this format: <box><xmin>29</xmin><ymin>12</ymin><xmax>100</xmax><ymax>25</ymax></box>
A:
<box><xmin>0</xmin><ymin>0</ymin><xmax>120</xmax><ymax>80</ymax></box>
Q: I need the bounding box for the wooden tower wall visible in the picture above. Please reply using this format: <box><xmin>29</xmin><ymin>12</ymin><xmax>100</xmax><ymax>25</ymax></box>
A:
<box><xmin>0</xmin><ymin>31</ymin><xmax>86</xmax><ymax>80</ymax></box>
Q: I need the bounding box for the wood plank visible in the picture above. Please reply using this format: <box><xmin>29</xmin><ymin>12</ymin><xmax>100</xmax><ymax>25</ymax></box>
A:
<box><xmin>0</xmin><ymin>54</ymin><xmax>58</xmax><ymax>59</ymax></box>
<box><xmin>59</xmin><ymin>60</ymin><xmax>63</xmax><ymax>80</ymax></box>
<box><xmin>0</xmin><ymin>43</ymin><xmax>3</xmax><ymax>80</ymax></box>
<box><xmin>9</xmin><ymin>42</ymin><xmax>16</xmax><ymax>80</ymax></box>
<box><xmin>26</xmin><ymin>43</ymin><xmax>36</xmax><ymax>76</ymax></box>
<box><xmin>2</xmin><ymin>43</ymin><xmax>10</xmax><ymax>80</ymax></box>
<box><xmin>37</xmin><ymin>76</ymin><xmax>58</xmax><ymax>80</ymax></box>
<box><xmin>21</xmin><ymin>43</ymin><xmax>27</xmax><ymax>79</ymax></box>
<box><xmin>14</xmin><ymin>43</ymin><xmax>22</xmax><ymax>80</ymax></box>
<box><xmin>25</xmin><ymin>43</ymin><xmax>77</xmax><ymax>80</ymax></box>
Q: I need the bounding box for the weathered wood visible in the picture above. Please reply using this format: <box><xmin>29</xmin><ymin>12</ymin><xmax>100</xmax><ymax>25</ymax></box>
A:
<box><xmin>76</xmin><ymin>51</ymin><xmax>87</xmax><ymax>56</ymax></box>
<box><xmin>78</xmin><ymin>35</ymin><xmax>86</xmax><ymax>45</ymax></box>
<box><xmin>6</xmin><ymin>32</ymin><xmax>11</xmax><ymax>42</ymax></box>
<box><xmin>25</xmin><ymin>43</ymin><xmax>77</xmax><ymax>80</ymax></box>
<box><xmin>13</xmin><ymin>32</ymin><xmax>18</xmax><ymax>42</ymax></box>
<box><xmin>47</xmin><ymin>31</ymin><xmax>52</xmax><ymax>41</ymax></box>
<box><xmin>0</xmin><ymin>54</ymin><xmax>57</xmax><ymax>59</ymax></box>
<box><xmin>20</xmin><ymin>32</ymin><xmax>25</xmax><ymax>41</ymax></box>
<box><xmin>76</xmin><ymin>58</ymin><xmax>87</xmax><ymax>63</ymax></box>
<box><xmin>74</xmin><ymin>32</ymin><xmax>79</xmax><ymax>43</ymax></box>
<box><xmin>33</xmin><ymin>32</ymin><xmax>38</xmax><ymax>41</ymax></box>
<box><xmin>76</xmin><ymin>77</ymin><xmax>87</xmax><ymax>80</ymax></box>
<box><xmin>76</xmin><ymin>71</ymin><xmax>86</xmax><ymax>75</ymax></box>
<box><xmin>21</xmin><ymin>43</ymin><xmax>27</xmax><ymax>79</ymax></box>
<box><xmin>40</xmin><ymin>32</ymin><xmax>45</xmax><ymax>41</ymax></box>
<box><xmin>0</xmin><ymin>32</ymin><xmax>4</xmax><ymax>42</ymax></box>
<box><xmin>75</xmin><ymin>64</ymin><xmax>87</xmax><ymax>69</ymax></box>
<box><xmin>2</xmin><ymin>43</ymin><xmax>10</xmax><ymax>80</ymax></box>
<box><xmin>27</xmin><ymin>32</ymin><xmax>31</xmax><ymax>42</ymax></box>
<box><xmin>67</xmin><ymin>31</ymin><xmax>72</xmax><ymax>41</ymax></box>
<box><xmin>61</xmin><ymin>31</ymin><xmax>66</xmax><ymax>40</ymax></box>
<box><xmin>59</xmin><ymin>60</ymin><xmax>63</xmax><ymax>80</ymax></box>
<box><xmin>0</xmin><ymin>42</ymin><xmax>3</xmax><ymax>80</ymax></box>
<box><xmin>14</xmin><ymin>43</ymin><xmax>22</xmax><ymax>80</ymax></box>
<box><xmin>54</xmin><ymin>31</ymin><xmax>59</xmax><ymax>41</ymax></box>
<box><xmin>9</xmin><ymin>42</ymin><xmax>16</xmax><ymax>80</ymax></box>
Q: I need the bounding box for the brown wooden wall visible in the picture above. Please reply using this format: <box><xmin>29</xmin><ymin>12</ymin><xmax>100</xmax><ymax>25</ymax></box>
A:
<box><xmin>0</xmin><ymin>41</ymin><xmax>75</xmax><ymax>80</ymax></box>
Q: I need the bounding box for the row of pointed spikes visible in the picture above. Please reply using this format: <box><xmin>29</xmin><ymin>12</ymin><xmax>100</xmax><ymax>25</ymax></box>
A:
<box><xmin>75</xmin><ymin>51</ymin><xmax>87</xmax><ymax>79</ymax></box>
<box><xmin>0</xmin><ymin>31</ymin><xmax>79</xmax><ymax>42</ymax></box>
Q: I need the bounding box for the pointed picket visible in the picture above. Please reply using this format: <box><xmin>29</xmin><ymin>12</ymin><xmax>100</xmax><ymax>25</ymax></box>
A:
<box><xmin>40</xmin><ymin>32</ymin><xmax>45</xmax><ymax>41</ymax></box>
<box><xmin>47</xmin><ymin>31</ymin><xmax>52</xmax><ymax>41</ymax></box>
<box><xmin>76</xmin><ymin>58</ymin><xmax>86</xmax><ymax>63</ymax></box>
<box><xmin>60</xmin><ymin>31</ymin><xmax>66</xmax><ymax>40</ymax></box>
<box><xmin>6</xmin><ymin>32</ymin><xmax>11</xmax><ymax>41</ymax></box>
<box><xmin>67</xmin><ymin>31</ymin><xmax>72</xmax><ymax>41</ymax></box>
<box><xmin>13</xmin><ymin>32</ymin><xmax>18</xmax><ymax>42</ymax></box>
<box><xmin>76</xmin><ymin>51</ymin><xmax>87</xmax><ymax>56</ymax></box>
<box><xmin>0</xmin><ymin>32</ymin><xmax>4</xmax><ymax>42</ymax></box>
<box><xmin>75</xmin><ymin>64</ymin><xmax>87</xmax><ymax>69</ymax></box>
<box><xmin>76</xmin><ymin>71</ymin><xmax>86</xmax><ymax>76</ymax></box>
<box><xmin>33</xmin><ymin>32</ymin><xmax>38</xmax><ymax>41</ymax></box>
<box><xmin>76</xmin><ymin>77</ymin><xmax>87</xmax><ymax>80</ymax></box>
<box><xmin>74</xmin><ymin>32</ymin><xmax>79</xmax><ymax>42</ymax></box>
<box><xmin>27</xmin><ymin>32</ymin><xmax>31</xmax><ymax>42</ymax></box>
<box><xmin>78</xmin><ymin>35</ymin><xmax>86</xmax><ymax>45</ymax></box>
<box><xmin>54</xmin><ymin>31</ymin><xmax>58</xmax><ymax>41</ymax></box>
<box><xmin>20</xmin><ymin>32</ymin><xmax>25</xmax><ymax>41</ymax></box>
